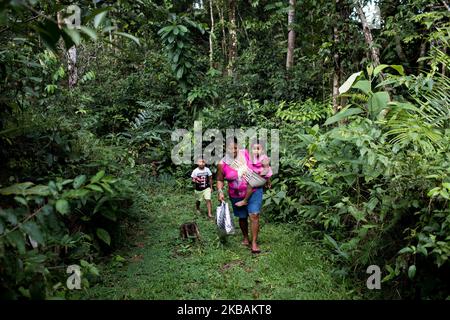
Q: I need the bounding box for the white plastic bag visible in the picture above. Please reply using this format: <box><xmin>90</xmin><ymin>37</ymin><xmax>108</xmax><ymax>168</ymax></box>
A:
<box><xmin>216</xmin><ymin>201</ymin><xmax>235</xmax><ymax>235</ymax></box>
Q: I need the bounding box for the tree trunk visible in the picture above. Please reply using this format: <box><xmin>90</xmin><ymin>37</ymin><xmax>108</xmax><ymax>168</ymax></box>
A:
<box><xmin>216</xmin><ymin>1</ymin><xmax>227</xmax><ymax>74</ymax></box>
<box><xmin>355</xmin><ymin>1</ymin><xmax>381</xmax><ymax>67</ymax></box>
<box><xmin>286</xmin><ymin>0</ymin><xmax>296</xmax><ymax>70</ymax></box>
<box><xmin>419</xmin><ymin>41</ymin><xmax>427</xmax><ymax>70</ymax></box>
<box><xmin>332</xmin><ymin>23</ymin><xmax>341</xmax><ymax>113</ymax></box>
<box><xmin>56</xmin><ymin>4</ymin><xmax>78</xmax><ymax>89</ymax></box>
<box><xmin>395</xmin><ymin>35</ymin><xmax>407</xmax><ymax>62</ymax></box>
<box><xmin>332</xmin><ymin>0</ymin><xmax>347</xmax><ymax>113</ymax></box>
<box><xmin>227</xmin><ymin>0</ymin><xmax>237</xmax><ymax>77</ymax></box>
<box><xmin>209</xmin><ymin>0</ymin><xmax>215</xmax><ymax>69</ymax></box>
<box><xmin>67</xmin><ymin>46</ymin><xmax>78</xmax><ymax>88</ymax></box>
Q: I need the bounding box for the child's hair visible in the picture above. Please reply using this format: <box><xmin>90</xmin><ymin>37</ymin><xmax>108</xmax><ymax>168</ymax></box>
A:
<box><xmin>251</xmin><ymin>139</ymin><xmax>267</xmax><ymax>152</ymax></box>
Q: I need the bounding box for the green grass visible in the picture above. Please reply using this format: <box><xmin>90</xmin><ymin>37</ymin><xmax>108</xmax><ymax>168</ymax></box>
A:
<box><xmin>82</xmin><ymin>186</ymin><xmax>358</xmax><ymax>300</ymax></box>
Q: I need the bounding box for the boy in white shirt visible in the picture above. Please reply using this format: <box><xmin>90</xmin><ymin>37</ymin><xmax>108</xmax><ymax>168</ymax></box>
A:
<box><xmin>191</xmin><ymin>158</ymin><xmax>213</xmax><ymax>218</ymax></box>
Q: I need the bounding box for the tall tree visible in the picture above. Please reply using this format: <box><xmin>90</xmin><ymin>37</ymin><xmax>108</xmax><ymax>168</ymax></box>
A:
<box><xmin>332</xmin><ymin>0</ymin><xmax>341</xmax><ymax>112</ymax></box>
<box><xmin>286</xmin><ymin>0</ymin><xmax>296</xmax><ymax>70</ymax></box>
<box><xmin>354</xmin><ymin>0</ymin><xmax>381</xmax><ymax>67</ymax></box>
<box><xmin>227</xmin><ymin>0</ymin><xmax>237</xmax><ymax>76</ymax></box>
<box><xmin>57</xmin><ymin>3</ymin><xmax>78</xmax><ymax>88</ymax></box>
<box><xmin>215</xmin><ymin>0</ymin><xmax>227</xmax><ymax>72</ymax></box>
<box><xmin>209</xmin><ymin>0</ymin><xmax>215</xmax><ymax>69</ymax></box>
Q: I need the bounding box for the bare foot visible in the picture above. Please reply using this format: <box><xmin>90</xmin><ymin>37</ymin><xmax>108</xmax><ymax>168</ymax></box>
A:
<box><xmin>242</xmin><ymin>238</ymin><xmax>250</xmax><ymax>246</ymax></box>
<box><xmin>235</xmin><ymin>200</ymin><xmax>248</xmax><ymax>207</ymax></box>
<box><xmin>251</xmin><ymin>242</ymin><xmax>261</xmax><ymax>253</ymax></box>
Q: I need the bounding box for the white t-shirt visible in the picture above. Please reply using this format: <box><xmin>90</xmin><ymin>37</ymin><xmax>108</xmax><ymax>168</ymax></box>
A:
<box><xmin>191</xmin><ymin>167</ymin><xmax>212</xmax><ymax>190</ymax></box>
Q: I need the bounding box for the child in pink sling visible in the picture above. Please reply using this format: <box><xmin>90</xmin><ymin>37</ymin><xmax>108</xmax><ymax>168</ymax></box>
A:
<box><xmin>235</xmin><ymin>142</ymin><xmax>272</xmax><ymax>207</ymax></box>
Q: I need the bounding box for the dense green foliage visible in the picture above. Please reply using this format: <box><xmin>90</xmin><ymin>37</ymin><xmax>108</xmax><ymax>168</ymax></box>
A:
<box><xmin>1</xmin><ymin>0</ymin><xmax>449</xmax><ymax>299</ymax></box>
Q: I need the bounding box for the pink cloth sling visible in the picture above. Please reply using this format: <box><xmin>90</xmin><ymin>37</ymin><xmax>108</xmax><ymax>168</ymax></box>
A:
<box><xmin>220</xmin><ymin>149</ymin><xmax>255</xmax><ymax>198</ymax></box>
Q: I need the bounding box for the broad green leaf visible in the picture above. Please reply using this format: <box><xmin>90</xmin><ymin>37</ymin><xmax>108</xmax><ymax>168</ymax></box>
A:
<box><xmin>338</xmin><ymin>71</ymin><xmax>362</xmax><ymax>94</ymax></box>
<box><xmin>63</xmin><ymin>189</ymin><xmax>90</xmax><ymax>199</ymax></box>
<box><xmin>353</xmin><ymin>80</ymin><xmax>372</xmax><ymax>95</ymax></box>
<box><xmin>34</xmin><ymin>20</ymin><xmax>61</xmax><ymax>52</ymax></box>
<box><xmin>349</xmin><ymin>206</ymin><xmax>365</xmax><ymax>222</ymax></box>
<box><xmin>2</xmin><ymin>209</ymin><xmax>18</xmax><ymax>225</ymax></box>
<box><xmin>14</xmin><ymin>196</ymin><xmax>27</xmax><ymax>206</ymax></box>
<box><xmin>324</xmin><ymin>107</ymin><xmax>363</xmax><ymax>125</ymax></box>
<box><xmin>0</xmin><ymin>182</ymin><xmax>34</xmax><ymax>195</ymax></box>
<box><xmin>89</xmin><ymin>265</ymin><xmax>100</xmax><ymax>276</ymax></box>
<box><xmin>61</xmin><ymin>179</ymin><xmax>74</xmax><ymax>186</ymax></box>
<box><xmin>427</xmin><ymin>187</ymin><xmax>441</xmax><ymax>197</ymax></box>
<box><xmin>390</xmin><ymin>65</ymin><xmax>405</xmax><ymax>76</ymax></box>
<box><xmin>96</xmin><ymin>228</ymin><xmax>111</xmax><ymax>245</ymax></box>
<box><xmin>324</xmin><ymin>234</ymin><xmax>340</xmax><ymax>251</ymax></box>
<box><xmin>91</xmin><ymin>171</ymin><xmax>105</xmax><ymax>183</ymax></box>
<box><xmin>369</xmin><ymin>91</ymin><xmax>390</xmax><ymax>117</ymax></box>
<box><xmin>157</xmin><ymin>26</ymin><xmax>174</xmax><ymax>35</ymax></box>
<box><xmin>408</xmin><ymin>265</ymin><xmax>416</xmax><ymax>279</ymax></box>
<box><xmin>417</xmin><ymin>245</ymin><xmax>428</xmax><ymax>256</ymax></box>
<box><xmin>398</xmin><ymin>246</ymin><xmax>413</xmax><ymax>254</ymax></box>
<box><xmin>94</xmin><ymin>11</ymin><xmax>108</xmax><ymax>28</ymax></box>
<box><xmin>83</xmin><ymin>6</ymin><xmax>112</xmax><ymax>25</ymax></box>
<box><xmin>115</xmin><ymin>32</ymin><xmax>140</xmax><ymax>46</ymax></box>
<box><xmin>7</xmin><ymin>230</ymin><xmax>25</xmax><ymax>254</ymax></box>
<box><xmin>366</xmin><ymin>64</ymin><xmax>374</xmax><ymax>77</ymax></box>
<box><xmin>26</xmin><ymin>185</ymin><xmax>50</xmax><ymax>196</ymax></box>
<box><xmin>86</xmin><ymin>184</ymin><xmax>103</xmax><ymax>192</ymax></box>
<box><xmin>63</xmin><ymin>27</ymin><xmax>81</xmax><ymax>46</ymax></box>
<box><xmin>55</xmin><ymin>199</ymin><xmax>70</xmax><ymax>215</ymax></box>
<box><xmin>100</xmin><ymin>183</ymin><xmax>114</xmax><ymax>194</ymax></box>
<box><xmin>73</xmin><ymin>175</ymin><xmax>87</xmax><ymax>189</ymax></box>
<box><xmin>80</xmin><ymin>26</ymin><xmax>98</xmax><ymax>41</ymax></box>
<box><xmin>21</xmin><ymin>222</ymin><xmax>44</xmax><ymax>244</ymax></box>
<box><xmin>176</xmin><ymin>66</ymin><xmax>184</xmax><ymax>79</ymax></box>
<box><xmin>373</xmin><ymin>64</ymin><xmax>389</xmax><ymax>76</ymax></box>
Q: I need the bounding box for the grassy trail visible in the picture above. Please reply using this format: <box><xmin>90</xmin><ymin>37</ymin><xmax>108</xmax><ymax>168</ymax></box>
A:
<box><xmin>84</xmin><ymin>187</ymin><xmax>357</xmax><ymax>299</ymax></box>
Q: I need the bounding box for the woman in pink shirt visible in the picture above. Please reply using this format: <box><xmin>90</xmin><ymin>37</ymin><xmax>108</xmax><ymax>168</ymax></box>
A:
<box><xmin>216</xmin><ymin>137</ymin><xmax>264</xmax><ymax>254</ymax></box>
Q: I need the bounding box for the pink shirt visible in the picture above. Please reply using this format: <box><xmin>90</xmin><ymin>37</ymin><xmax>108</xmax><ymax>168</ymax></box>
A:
<box><xmin>220</xmin><ymin>149</ymin><xmax>255</xmax><ymax>198</ymax></box>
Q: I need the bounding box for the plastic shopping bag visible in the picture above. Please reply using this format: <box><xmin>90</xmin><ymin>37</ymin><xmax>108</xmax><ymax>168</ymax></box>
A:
<box><xmin>216</xmin><ymin>201</ymin><xmax>235</xmax><ymax>235</ymax></box>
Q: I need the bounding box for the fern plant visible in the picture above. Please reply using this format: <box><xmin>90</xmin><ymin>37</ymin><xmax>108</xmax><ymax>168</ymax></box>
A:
<box><xmin>130</xmin><ymin>101</ymin><xmax>173</xmax><ymax>130</ymax></box>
